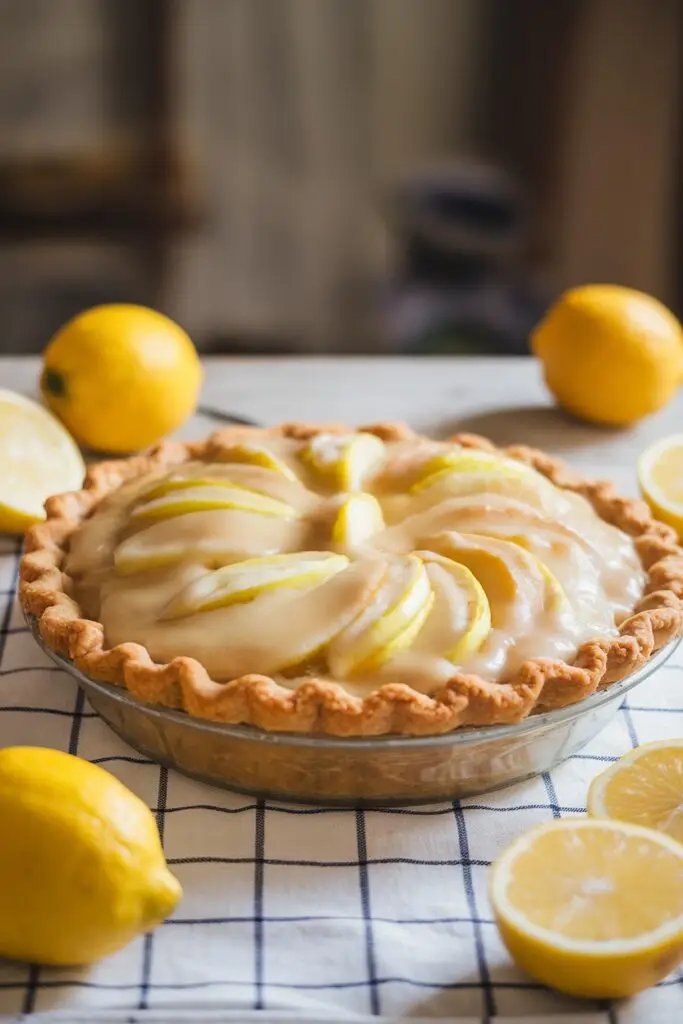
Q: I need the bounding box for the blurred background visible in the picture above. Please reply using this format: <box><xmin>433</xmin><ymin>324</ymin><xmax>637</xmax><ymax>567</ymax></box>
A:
<box><xmin>0</xmin><ymin>0</ymin><xmax>681</xmax><ymax>357</ymax></box>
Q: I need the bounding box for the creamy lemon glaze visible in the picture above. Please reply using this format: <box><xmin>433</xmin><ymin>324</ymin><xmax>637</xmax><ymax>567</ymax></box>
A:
<box><xmin>66</xmin><ymin>436</ymin><xmax>645</xmax><ymax>695</ymax></box>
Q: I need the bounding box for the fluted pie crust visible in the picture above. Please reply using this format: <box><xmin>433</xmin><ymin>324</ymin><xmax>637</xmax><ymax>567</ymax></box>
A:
<box><xmin>20</xmin><ymin>422</ymin><xmax>683</xmax><ymax>737</ymax></box>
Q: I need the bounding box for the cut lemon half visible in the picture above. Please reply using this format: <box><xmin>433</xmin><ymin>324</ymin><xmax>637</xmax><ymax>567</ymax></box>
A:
<box><xmin>587</xmin><ymin>740</ymin><xmax>683</xmax><ymax>842</ymax></box>
<box><xmin>638</xmin><ymin>434</ymin><xmax>683</xmax><ymax>539</ymax></box>
<box><xmin>490</xmin><ymin>817</ymin><xmax>683</xmax><ymax>998</ymax></box>
<box><xmin>0</xmin><ymin>389</ymin><xmax>85</xmax><ymax>534</ymax></box>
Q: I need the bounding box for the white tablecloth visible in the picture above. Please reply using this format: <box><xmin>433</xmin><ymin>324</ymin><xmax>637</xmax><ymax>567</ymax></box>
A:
<box><xmin>1</xmin><ymin>536</ymin><xmax>682</xmax><ymax>1024</ymax></box>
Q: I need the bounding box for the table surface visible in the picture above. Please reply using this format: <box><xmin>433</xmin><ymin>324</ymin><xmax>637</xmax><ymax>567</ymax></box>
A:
<box><xmin>1</xmin><ymin>355</ymin><xmax>683</xmax><ymax>1024</ymax></box>
<box><xmin>3</xmin><ymin>354</ymin><xmax>682</xmax><ymax>489</ymax></box>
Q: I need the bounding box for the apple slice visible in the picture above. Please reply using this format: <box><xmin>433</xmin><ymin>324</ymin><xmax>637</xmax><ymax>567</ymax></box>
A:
<box><xmin>302</xmin><ymin>432</ymin><xmax>385</xmax><ymax>491</ymax></box>
<box><xmin>415</xmin><ymin>551</ymin><xmax>492</xmax><ymax>663</ymax></box>
<box><xmin>327</xmin><ymin>555</ymin><xmax>433</xmax><ymax>677</ymax></box>
<box><xmin>332</xmin><ymin>493</ymin><xmax>385</xmax><ymax>548</ymax></box>
<box><xmin>130</xmin><ymin>485</ymin><xmax>295</xmax><ymax>522</ymax></box>
<box><xmin>162</xmin><ymin>551</ymin><xmax>349</xmax><ymax>619</ymax></box>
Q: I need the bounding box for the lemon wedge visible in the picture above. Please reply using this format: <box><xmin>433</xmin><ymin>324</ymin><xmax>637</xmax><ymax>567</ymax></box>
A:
<box><xmin>302</xmin><ymin>432</ymin><xmax>385</xmax><ymax>491</ymax></box>
<box><xmin>0</xmin><ymin>389</ymin><xmax>85</xmax><ymax>534</ymax></box>
<box><xmin>332</xmin><ymin>493</ymin><xmax>385</xmax><ymax>548</ymax></box>
<box><xmin>638</xmin><ymin>434</ymin><xmax>683</xmax><ymax>539</ymax></box>
<box><xmin>490</xmin><ymin>818</ymin><xmax>683</xmax><ymax>998</ymax></box>
<box><xmin>588</xmin><ymin>740</ymin><xmax>683</xmax><ymax>842</ymax></box>
<box><xmin>328</xmin><ymin>555</ymin><xmax>433</xmax><ymax>677</ymax></box>
<box><xmin>163</xmin><ymin>552</ymin><xmax>349</xmax><ymax>618</ymax></box>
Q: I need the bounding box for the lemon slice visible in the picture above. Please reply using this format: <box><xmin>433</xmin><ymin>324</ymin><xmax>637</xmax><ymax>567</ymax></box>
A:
<box><xmin>0</xmin><ymin>388</ymin><xmax>85</xmax><ymax>534</ymax></box>
<box><xmin>328</xmin><ymin>555</ymin><xmax>433</xmax><ymax>677</ymax></box>
<box><xmin>587</xmin><ymin>740</ymin><xmax>683</xmax><ymax>841</ymax></box>
<box><xmin>332</xmin><ymin>493</ymin><xmax>385</xmax><ymax>548</ymax></box>
<box><xmin>131</xmin><ymin>485</ymin><xmax>294</xmax><ymax>521</ymax></box>
<box><xmin>142</xmin><ymin>463</ymin><xmax>309</xmax><ymax>508</ymax></box>
<box><xmin>430</xmin><ymin>532</ymin><xmax>544</xmax><ymax>617</ymax></box>
<box><xmin>408</xmin><ymin>469</ymin><xmax>563</xmax><ymax>518</ymax></box>
<box><xmin>638</xmin><ymin>434</ymin><xmax>683</xmax><ymax>539</ymax></box>
<box><xmin>415</xmin><ymin>551</ymin><xmax>491</xmax><ymax>663</ymax></box>
<box><xmin>532</xmin><ymin>555</ymin><xmax>571</xmax><ymax>614</ymax></box>
<box><xmin>144</xmin><ymin>476</ymin><xmax>249</xmax><ymax>500</ymax></box>
<box><xmin>429</xmin><ymin>531</ymin><xmax>571</xmax><ymax>638</ymax></box>
<box><xmin>302</xmin><ymin>432</ymin><xmax>385</xmax><ymax>491</ymax></box>
<box><xmin>410</xmin><ymin>450</ymin><xmax>537</xmax><ymax>494</ymax></box>
<box><xmin>114</xmin><ymin>510</ymin><xmax>307</xmax><ymax>574</ymax></box>
<box><xmin>218</xmin><ymin>443</ymin><xmax>298</xmax><ymax>481</ymax></box>
<box><xmin>490</xmin><ymin>818</ymin><xmax>683</xmax><ymax>998</ymax></box>
<box><xmin>163</xmin><ymin>552</ymin><xmax>349</xmax><ymax>618</ymax></box>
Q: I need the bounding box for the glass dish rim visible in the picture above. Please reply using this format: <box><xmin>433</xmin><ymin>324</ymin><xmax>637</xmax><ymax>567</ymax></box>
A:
<box><xmin>25</xmin><ymin>612</ymin><xmax>679</xmax><ymax>751</ymax></box>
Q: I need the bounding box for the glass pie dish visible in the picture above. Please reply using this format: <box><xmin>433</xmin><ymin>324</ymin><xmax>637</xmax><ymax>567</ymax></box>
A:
<box><xmin>27</xmin><ymin>613</ymin><xmax>680</xmax><ymax>806</ymax></box>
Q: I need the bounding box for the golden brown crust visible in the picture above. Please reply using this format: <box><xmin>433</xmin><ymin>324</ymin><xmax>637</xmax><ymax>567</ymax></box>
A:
<box><xmin>19</xmin><ymin>424</ymin><xmax>683</xmax><ymax>737</ymax></box>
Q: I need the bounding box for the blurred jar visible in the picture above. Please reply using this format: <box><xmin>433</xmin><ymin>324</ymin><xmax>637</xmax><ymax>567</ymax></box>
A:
<box><xmin>382</xmin><ymin>162</ymin><xmax>549</xmax><ymax>355</ymax></box>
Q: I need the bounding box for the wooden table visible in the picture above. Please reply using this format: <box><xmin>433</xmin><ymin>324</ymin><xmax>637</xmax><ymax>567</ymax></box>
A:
<box><xmin>3</xmin><ymin>355</ymin><xmax>681</xmax><ymax>493</ymax></box>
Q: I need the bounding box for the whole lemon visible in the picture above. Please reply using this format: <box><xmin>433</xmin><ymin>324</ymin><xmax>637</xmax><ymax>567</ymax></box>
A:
<box><xmin>532</xmin><ymin>285</ymin><xmax>683</xmax><ymax>427</ymax></box>
<box><xmin>41</xmin><ymin>304</ymin><xmax>203</xmax><ymax>453</ymax></box>
<box><xmin>0</xmin><ymin>747</ymin><xmax>181</xmax><ymax>966</ymax></box>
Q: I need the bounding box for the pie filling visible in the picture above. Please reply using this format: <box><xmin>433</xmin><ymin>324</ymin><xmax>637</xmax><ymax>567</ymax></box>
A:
<box><xmin>66</xmin><ymin>435</ymin><xmax>645</xmax><ymax>696</ymax></box>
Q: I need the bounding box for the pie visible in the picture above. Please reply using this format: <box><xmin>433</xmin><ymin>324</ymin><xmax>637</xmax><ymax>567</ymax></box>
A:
<box><xmin>20</xmin><ymin>422</ymin><xmax>683</xmax><ymax>737</ymax></box>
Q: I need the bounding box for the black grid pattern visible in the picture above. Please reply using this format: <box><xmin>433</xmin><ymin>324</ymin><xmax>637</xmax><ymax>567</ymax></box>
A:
<box><xmin>1</xmin><ymin>538</ymin><xmax>683</xmax><ymax>1022</ymax></box>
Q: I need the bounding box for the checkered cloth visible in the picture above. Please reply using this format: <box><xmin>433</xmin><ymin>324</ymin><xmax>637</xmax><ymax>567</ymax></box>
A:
<box><xmin>1</xmin><ymin>537</ymin><xmax>683</xmax><ymax>1024</ymax></box>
